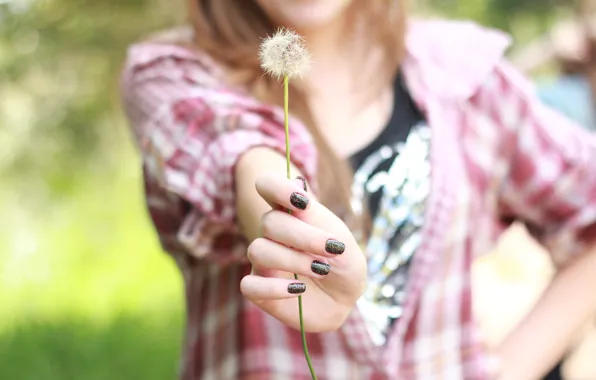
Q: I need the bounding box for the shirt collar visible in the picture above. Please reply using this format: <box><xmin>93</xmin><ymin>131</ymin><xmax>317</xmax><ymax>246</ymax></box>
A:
<box><xmin>402</xmin><ymin>20</ymin><xmax>512</xmax><ymax>108</ymax></box>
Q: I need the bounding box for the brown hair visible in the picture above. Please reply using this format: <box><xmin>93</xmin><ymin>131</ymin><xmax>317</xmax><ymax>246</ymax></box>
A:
<box><xmin>187</xmin><ymin>0</ymin><xmax>406</xmax><ymax>230</ymax></box>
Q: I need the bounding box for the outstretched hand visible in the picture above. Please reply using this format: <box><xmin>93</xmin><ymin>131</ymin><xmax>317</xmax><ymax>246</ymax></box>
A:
<box><xmin>240</xmin><ymin>173</ymin><xmax>367</xmax><ymax>332</ymax></box>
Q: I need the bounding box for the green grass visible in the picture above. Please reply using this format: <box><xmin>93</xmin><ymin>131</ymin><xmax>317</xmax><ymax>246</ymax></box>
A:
<box><xmin>0</xmin><ymin>143</ymin><xmax>185</xmax><ymax>379</ymax></box>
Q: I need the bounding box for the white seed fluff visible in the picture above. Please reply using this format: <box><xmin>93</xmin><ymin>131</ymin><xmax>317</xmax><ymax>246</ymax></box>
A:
<box><xmin>259</xmin><ymin>28</ymin><xmax>311</xmax><ymax>79</ymax></box>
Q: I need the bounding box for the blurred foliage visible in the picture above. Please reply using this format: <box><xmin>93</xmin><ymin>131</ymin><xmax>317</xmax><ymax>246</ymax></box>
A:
<box><xmin>424</xmin><ymin>0</ymin><xmax>572</xmax><ymax>24</ymax></box>
<box><xmin>0</xmin><ymin>0</ymin><xmax>186</xmax><ymax>378</ymax></box>
<box><xmin>0</xmin><ymin>0</ymin><xmax>183</xmax><ymax>196</ymax></box>
<box><xmin>0</xmin><ymin>0</ymin><xmax>577</xmax><ymax>378</ymax></box>
<box><xmin>419</xmin><ymin>0</ymin><xmax>574</xmax><ymax>47</ymax></box>
<box><xmin>0</xmin><ymin>315</ymin><xmax>183</xmax><ymax>379</ymax></box>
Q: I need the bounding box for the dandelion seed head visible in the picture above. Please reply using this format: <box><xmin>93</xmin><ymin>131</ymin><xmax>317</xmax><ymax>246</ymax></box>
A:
<box><xmin>259</xmin><ymin>28</ymin><xmax>311</xmax><ymax>79</ymax></box>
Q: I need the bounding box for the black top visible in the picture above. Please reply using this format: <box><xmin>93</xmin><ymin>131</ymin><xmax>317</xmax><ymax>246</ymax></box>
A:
<box><xmin>350</xmin><ymin>72</ymin><xmax>425</xmax><ymax>215</ymax></box>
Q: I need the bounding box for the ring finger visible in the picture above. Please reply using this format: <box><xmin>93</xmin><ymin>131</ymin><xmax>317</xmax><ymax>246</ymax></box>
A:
<box><xmin>248</xmin><ymin>238</ymin><xmax>332</xmax><ymax>279</ymax></box>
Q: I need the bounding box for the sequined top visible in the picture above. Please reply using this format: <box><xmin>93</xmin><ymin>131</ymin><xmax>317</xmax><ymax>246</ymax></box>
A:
<box><xmin>350</xmin><ymin>74</ymin><xmax>431</xmax><ymax>345</ymax></box>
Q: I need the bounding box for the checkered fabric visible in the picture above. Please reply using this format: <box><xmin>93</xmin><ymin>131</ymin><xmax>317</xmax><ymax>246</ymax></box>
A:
<box><xmin>120</xmin><ymin>20</ymin><xmax>596</xmax><ymax>380</ymax></box>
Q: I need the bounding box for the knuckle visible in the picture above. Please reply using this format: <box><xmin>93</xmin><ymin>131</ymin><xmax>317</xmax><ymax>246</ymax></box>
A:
<box><xmin>247</xmin><ymin>238</ymin><xmax>266</xmax><ymax>263</ymax></box>
<box><xmin>239</xmin><ymin>276</ymin><xmax>250</xmax><ymax>293</ymax></box>
<box><xmin>259</xmin><ymin>210</ymin><xmax>279</xmax><ymax>237</ymax></box>
<box><xmin>254</xmin><ymin>172</ymin><xmax>277</xmax><ymax>192</ymax></box>
<box><xmin>254</xmin><ymin>174</ymin><xmax>267</xmax><ymax>193</ymax></box>
<box><xmin>305</xmin><ymin>232</ymin><xmax>322</xmax><ymax>254</ymax></box>
<box><xmin>239</xmin><ymin>276</ymin><xmax>256</xmax><ymax>300</ymax></box>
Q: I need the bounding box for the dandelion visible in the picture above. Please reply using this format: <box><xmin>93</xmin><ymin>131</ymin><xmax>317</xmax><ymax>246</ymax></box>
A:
<box><xmin>259</xmin><ymin>29</ymin><xmax>316</xmax><ymax>380</ymax></box>
<box><xmin>259</xmin><ymin>28</ymin><xmax>311</xmax><ymax>80</ymax></box>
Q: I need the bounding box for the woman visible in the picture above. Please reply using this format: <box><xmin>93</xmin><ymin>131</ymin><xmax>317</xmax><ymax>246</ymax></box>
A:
<box><xmin>120</xmin><ymin>1</ymin><xmax>596</xmax><ymax>379</ymax></box>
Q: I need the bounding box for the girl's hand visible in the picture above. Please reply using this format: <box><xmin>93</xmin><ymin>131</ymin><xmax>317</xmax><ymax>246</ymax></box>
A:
<box><xmin>240</xmin><ymin>173</ymin><xmax>367</xmax><ymax>332</ymax></box>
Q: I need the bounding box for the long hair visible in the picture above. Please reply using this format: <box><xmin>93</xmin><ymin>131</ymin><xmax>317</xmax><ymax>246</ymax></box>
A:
<box><xmin>187</xmin><ymin>0</ymin><xmax>407</xmax><ymax>230</ymax></box>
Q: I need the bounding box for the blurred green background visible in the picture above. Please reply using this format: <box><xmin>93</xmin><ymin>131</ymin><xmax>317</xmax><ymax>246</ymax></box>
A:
<box><xmin>0</xmin><ymin>0</ymin><xmax>575</xmax><ymax>379</ymax></box>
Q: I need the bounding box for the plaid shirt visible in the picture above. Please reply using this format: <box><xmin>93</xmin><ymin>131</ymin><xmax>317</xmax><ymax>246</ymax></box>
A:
<box><xmin>120</xmin><ymin>20</ymin><xmax>596</xmax><ymax>380</ymax></box>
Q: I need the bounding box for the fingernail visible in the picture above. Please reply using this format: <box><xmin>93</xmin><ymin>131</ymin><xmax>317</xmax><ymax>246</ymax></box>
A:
<box><xmin>288</xmin><ymin>283</ymin><xmax>306</xmax><ymax>294</ymax></box>
<box><xmin>311</xmin><ymin>260</ymin><xmax>330</xmax><ymax>275</ymax></box>
<box><xmin>325</xmin><ymin>239</ymin><xmax>345</xmax><ymax>254</ymax></box>
<box><xmin>296</xmin><ymin>176</ymin><xmax>308</xmax><ymax>191</ymax></box>
<box><xmin>290</xmin><ymin>192</ymin><xmax>309</xmax><ymax>210</ymax></box>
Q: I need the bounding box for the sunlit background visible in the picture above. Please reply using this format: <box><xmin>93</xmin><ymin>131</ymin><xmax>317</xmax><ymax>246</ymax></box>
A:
<box><xmin>0</xmin><ymin>0</ymin><xmax>592</xmax><ymax>379</ymax></box>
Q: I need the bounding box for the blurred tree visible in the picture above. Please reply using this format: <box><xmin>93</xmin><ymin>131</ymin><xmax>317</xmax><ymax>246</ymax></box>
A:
<box><xmin>420</xmin><ymin>0</ymin><xmax>574</xmax><ymax>45</ymax></box>
<box><xmin>0</xmin><ymin>0</ymin><xmax>183</xmax><ymax>201</ymax></box>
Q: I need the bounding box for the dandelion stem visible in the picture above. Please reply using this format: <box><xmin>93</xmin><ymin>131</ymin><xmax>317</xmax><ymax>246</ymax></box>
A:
<box><xmin>283</xmin><ymin>74</ymin><xmax>317</xmax><ymax>380</ymax></box>
<box><xmin>284</xmin><ymin>76</ymin><xmax>291</xmax><ymax>179</ymax></box>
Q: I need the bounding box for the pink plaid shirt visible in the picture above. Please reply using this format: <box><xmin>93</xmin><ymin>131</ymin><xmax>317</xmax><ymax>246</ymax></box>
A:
<box><xmin>120</xmin><ymin>20</ymin><xmax>596</xmax><ymax>380</ymax></box>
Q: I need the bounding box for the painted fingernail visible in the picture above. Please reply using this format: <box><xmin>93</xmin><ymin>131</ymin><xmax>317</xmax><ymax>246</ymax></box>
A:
<box><xmin>311</xmin><ymin>260</ymin><xmax>330</xmax><ymax>276</ymax></box>
<box><xmin>288</xmin><ymin>283</ymin><xmax>306</xmax><ymax>294</ymax></box>
<box><xmin>290</xmin><ymin>192</ymin><xmax>309</xmax><ymax>210</ymax></box>
<box><xmin>296</xmin><ymin>176</ymin><xmax>308</xmax><ymax>191</ymax></box>
<box><xmin>325</xmin><ymin>239</ymin><xmax>345</xmax><ymax>255</ymax></box>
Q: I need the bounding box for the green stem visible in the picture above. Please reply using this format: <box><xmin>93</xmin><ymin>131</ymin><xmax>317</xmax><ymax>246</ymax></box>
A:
<box><xmin>283</xmin><ymin>74</ymin><xmax>317</xmax><ymax>380</ymax></box>
<box><xmin>284</xmin><ymin>76</ymin><xmax>291</xmax><ymax>179</ymax></box>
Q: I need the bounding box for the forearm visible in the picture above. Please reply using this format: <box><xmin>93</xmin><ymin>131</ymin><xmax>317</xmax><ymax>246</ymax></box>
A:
<box><xmin>496</xmin><ymin>245</ymin><xmax>596</xmax><ymax>380</ymax></box>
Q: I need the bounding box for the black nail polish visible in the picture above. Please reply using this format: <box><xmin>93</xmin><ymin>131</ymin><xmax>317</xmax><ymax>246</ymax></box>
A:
<box><xmin>311</xmin><ymin>261</ymin><xmax>330</xmax><ymax>276</ymax></box>
<box><xmin>296</xmin><ymin>176</ymin><xmax>308</xmax><ymax>191</ymax></box>
<box><xmin>325</xmin><ymin>239</ymin><xmax>345</xmax><ymax>255</ymax></box>
<box><xmin>288</xmin><ymin>283</ymin><xmax>306</xmax><ymax>294</ymax></box>
<box><xmin>290</xmin><ymin>192</ymin><xmax>309</xmax><ymax>210</ymax></box>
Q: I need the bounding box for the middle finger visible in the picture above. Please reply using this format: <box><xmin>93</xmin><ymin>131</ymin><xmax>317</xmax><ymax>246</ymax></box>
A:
<box><xmin>248</xmin><ymin>238</ymin><xmax>332</xmax><ymax>279</ymax></box>
<box><xmin>260</xmin><ymin>209</ymin><xmax>346</xmax><ymax>257</ymax></box>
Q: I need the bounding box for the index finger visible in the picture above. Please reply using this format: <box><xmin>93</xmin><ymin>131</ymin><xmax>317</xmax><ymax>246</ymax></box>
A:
<box><xmin>255</xmin><ymin>173</ymin><xmax>315</xmax><ymax>215</ymax></box>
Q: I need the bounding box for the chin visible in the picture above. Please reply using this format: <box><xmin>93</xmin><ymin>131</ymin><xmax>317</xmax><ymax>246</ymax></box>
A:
<box><xmin>256</xmin><ymin>0</ymin><xmax>353</xmax><ymax>32</ymax></box>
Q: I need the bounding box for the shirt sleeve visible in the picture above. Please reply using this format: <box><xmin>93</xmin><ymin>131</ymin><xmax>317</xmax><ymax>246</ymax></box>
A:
<box><xmin>120</xmin><ymin>43</ymin><xmax>317</xmax><ymax>263</ymax></box>
<box><xmin>474</xmin><ymin>60</ymin><xmax>596</xmax><ymax>266</ymax></box>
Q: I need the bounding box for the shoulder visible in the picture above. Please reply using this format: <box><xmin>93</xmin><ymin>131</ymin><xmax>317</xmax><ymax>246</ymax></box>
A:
<box><xmin>403</xmin><ymin>19</ymin><xmax>513</xmax><ymax>102</ymax></box>
<box><xmin>121</xmin><ymin>27</ymin><xmax>224</xmax><ymax>90</ymax></box>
